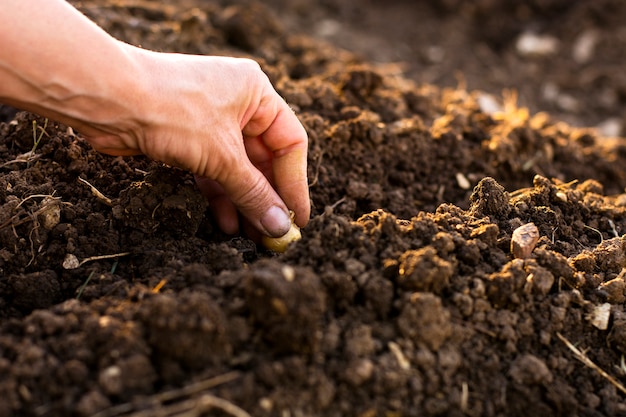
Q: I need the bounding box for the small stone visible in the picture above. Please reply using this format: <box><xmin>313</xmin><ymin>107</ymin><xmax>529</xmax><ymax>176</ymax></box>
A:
<box><xmin>516</xmin><ymin>32</ymin><xmax>559</xmax><ymax>57</ymax></box>
<box><xmin>98</xmin><ymin>366</ymin><xmax>122</xmax><ymax>395</ymax></box>
<box><xmin>38</xmin><ymin>197</ymin><xmax>61</xmax><ymax>230</ymax></box>
<box><xmin>62</xmin><ymin>254</ymin><xmax>80</xmax><ymax>270</ymax></box>
<box><xmin>511</xmin><ymin>223</ymin><xmax>539</xmax><ymax>259</ymax></box>
<box><xmin>588</xmin><ymin>303</ymin><xmax>611</xmax><ymax>330</ymax></box>
<box><xmin>572</xmin><ymin>29</ymin><xmax>598</xmax><ymax>64</ymax></box>
<box><xmin>456</xmin><ymin>172</ymin><xmax>471</xmax><ymax>190</ymax></box>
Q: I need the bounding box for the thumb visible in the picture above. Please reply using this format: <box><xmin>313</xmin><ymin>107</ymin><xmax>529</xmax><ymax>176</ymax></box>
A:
<box><xmin>221</xmin><ymin>162</ymin><xmax>292</xmax><ymax>238</ymax></box>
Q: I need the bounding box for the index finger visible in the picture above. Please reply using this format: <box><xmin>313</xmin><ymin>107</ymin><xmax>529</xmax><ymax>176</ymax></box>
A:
<box><xmin>243</xmin><ymin>93</ymin><xmax>310</xmax><ymax>227</ymax></box>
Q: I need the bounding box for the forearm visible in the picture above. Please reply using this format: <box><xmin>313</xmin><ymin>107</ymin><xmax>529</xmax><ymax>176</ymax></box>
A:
<box><xmin>0</xmin><ymin>0</ymin><xmax>146</xmax><ymax>140</ymax></box>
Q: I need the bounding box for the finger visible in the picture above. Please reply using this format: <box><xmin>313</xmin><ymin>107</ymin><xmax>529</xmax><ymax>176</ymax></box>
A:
<box><xmin>271</xmin><ymin>138</ymin><xmax>310</xmax><ymax>227</ymax></box>
<box><xmin>243</xmin><ymin>94</ymin><xmax>310</xmax><ymax>227</ymax></box>
<box><xmin>216</xmin><ymin>149</ymin><xmax>292</xmax><ymax>238</ymax></box>
<box><xmin>195</xmin><ymin>176</ymin><xmax>239</xmax><ymax>235</ymax></box>
<box><xmin>243</xmin><ymin>135</ymin><xmax>274</xmax><ymax>180</ymax></box>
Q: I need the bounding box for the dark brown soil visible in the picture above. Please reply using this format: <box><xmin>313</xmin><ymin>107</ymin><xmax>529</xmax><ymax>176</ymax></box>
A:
<box><xmin>3</xmin><ymin>1</ymin><xmax>626</xmax><ymax>416</ymax></box>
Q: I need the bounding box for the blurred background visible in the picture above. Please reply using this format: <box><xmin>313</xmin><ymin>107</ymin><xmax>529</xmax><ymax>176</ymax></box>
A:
<box><xmin>251</xmin><ymin>0</ymin><xmax>626</xmax><ymax>135</ymax></box>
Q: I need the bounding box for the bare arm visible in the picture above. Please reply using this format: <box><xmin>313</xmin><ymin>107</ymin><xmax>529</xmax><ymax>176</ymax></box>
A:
<box><xmin>0</xmin><ymin>0</ymin><xmax>149</xmax><ymax>144</ymax></box>
<box><xmin>0</xmin><ymin>0</ymin><xmax>310</xmax><ymax>237</ymax></box>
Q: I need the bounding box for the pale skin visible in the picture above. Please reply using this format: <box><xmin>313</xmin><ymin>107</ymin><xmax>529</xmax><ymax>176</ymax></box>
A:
<box><xmin>0</xmin><ymin>0</ymin><xmax>310</xmax><ymax>238</ymax></box>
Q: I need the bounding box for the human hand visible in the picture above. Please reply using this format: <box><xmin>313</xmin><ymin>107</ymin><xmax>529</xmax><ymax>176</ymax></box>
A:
<box><xmin>85</xmin><ymin>48</ymin><xmax>310</xmax><ymax>238</ymax></box>
<box><xmin>0</xmin><ymin>1</ymin><xmax>309</xmax><ymax>238</ymax></box>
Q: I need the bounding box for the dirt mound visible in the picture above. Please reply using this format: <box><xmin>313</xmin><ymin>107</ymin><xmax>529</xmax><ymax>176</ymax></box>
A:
<box><xmin>2</xmin><ymin>1</ymin><xmax>626</xmax><ymax>416</ymax></box>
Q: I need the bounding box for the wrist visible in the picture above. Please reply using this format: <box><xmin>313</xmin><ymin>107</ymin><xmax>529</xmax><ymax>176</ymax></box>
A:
<box><xmin>45</xmin><ymin>39</ymin><xmax>151</xmax><ymax>155</ymax></box>
<box><xmin>60</xmin><ymin>40</ymin><xmax>150</xmax><ymax>143</ymax></box>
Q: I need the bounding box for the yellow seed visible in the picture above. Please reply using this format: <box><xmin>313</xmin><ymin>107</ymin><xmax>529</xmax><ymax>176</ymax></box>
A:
<box><xmin>262</xmin><ymin>222</ymin><xmax>301</xmax><ymax>253</ymax></box>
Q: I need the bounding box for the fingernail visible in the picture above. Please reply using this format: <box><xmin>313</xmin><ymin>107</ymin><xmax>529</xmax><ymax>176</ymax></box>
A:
<box><xmin>261</xmin><ymin>206</ymin><xmax>291</xmax><ymax>237</ymax></box>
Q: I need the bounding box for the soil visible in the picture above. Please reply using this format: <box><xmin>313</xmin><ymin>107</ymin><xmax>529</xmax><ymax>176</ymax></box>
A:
<box><xmin>2</xmin><ymin>1</ymin><xmax>626</xmax><ymax>416</ymax></box>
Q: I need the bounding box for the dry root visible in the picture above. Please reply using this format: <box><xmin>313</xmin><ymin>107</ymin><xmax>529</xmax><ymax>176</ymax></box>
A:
<box><xmin>78</xmin><ymin>177</ymin><xmax>113</xmax><ymax>206</ymax></box>
<box><xmin>558</xmin><ymin>332</ymin><xmax>626</xmax><ymax>396</ymax></box>
<box><xmin>91</xmin><ymin>372</ymin><xmax>246</xmax><ymax>417</ymax></box>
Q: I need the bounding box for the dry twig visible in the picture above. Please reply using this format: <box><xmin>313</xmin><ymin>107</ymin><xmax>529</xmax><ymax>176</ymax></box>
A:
<box><xmin>78</xmin><ymin>177</ymin><xmax>113</xmax><ymax>206</ymax></box>
<box><xmin>584</xmin><ymin>224</ymin><xmax>604</xmax><ymax>243</ymax></box>
<box><xmin>557</xmin><ymin>332</ymin><xmax>626</xmax><ymax>396</ymax></box>
<box><xmin>91</xmin><ymin>371</ymin><xmax>243</xmax><ymax>417</ymax></box>
<box><xmin>63</xmin><ymin>252</ymin><xmax>131</xmax><ymax>270</ymax></box>
<box><xmin>0</xmin><ymin>194</ymin><xmax>64</xmax><ymax>231</ymax></box>
<box><xmin>126</xmin><ymin>394</ymin><xmax>252</xmax><ymax>417</ymax></box>
<box><xmin>308</xmin><ymin>149</ymin><xmax>324</xmax><ymax>188</ymax></box>
<box><xmin>0</xmin><ymin>118</ymin><xmax>48</xmax><ymax>168</ymax></box>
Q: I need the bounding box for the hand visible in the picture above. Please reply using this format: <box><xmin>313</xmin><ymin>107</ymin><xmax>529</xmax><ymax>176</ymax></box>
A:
<box><xmin>0</xmin><ymin>1</ymin><xmax>309</xmax><ymax>237</ymax></box>
<box><xmin>85</xmin><ymin>48</ymin><xmax>310</xmax><ymax>237</ymax></box>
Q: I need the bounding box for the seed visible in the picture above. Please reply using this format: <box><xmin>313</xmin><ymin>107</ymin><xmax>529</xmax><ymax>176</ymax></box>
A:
<box><xmin>261</xmin><ymin>211</ymin><xmax>301</xmax><ymax>253</ymax></box>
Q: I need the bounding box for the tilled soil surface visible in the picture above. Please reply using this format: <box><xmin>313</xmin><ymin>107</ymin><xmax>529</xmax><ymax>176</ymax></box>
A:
<box><xmin>2</xmin><ymin>1</ymin><xmax>626</xmax><ymax>416</ymax></box>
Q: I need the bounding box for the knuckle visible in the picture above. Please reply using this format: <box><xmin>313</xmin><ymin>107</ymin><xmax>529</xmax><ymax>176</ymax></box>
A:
<box><xmin>231</xmin><ymin>172</ymin><xmax>272</xmax><ymax>212</ymax></box>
